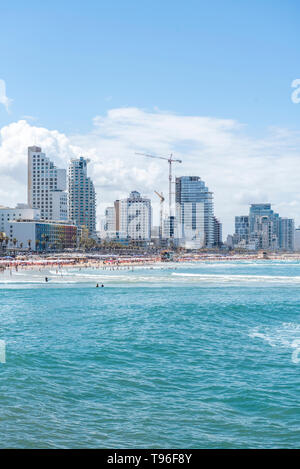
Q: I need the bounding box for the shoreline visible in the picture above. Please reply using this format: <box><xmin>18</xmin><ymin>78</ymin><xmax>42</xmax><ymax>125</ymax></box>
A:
<box><xmin>1</xmin><ymin>252</ymin><xmax>300</xmax><ymax>274</ymax></box>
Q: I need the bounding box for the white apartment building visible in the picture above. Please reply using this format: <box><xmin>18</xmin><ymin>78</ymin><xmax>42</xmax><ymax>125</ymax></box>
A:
<box><xmin>104</xmin><ymin>206</ymin><xmax>116</xmax><ymax>233</ymax></box>
<box><xmin>68</xmin><ymin>157</ymin><xmax>96</xmax><ymax>236</ymax></box>
<box><xmin>0</xmin><ymin>204</ymin><xmax>41</xmax><ymax>233</ymax></box>
<box><xmin>119</xmin><ymin>191</ymin><xmax>152</xmax><ymax>241</ymax></box>
<box><xmin>27</xmin><ymin>146</ymin><xmax>67</xmax><ymax>221</ymax></box>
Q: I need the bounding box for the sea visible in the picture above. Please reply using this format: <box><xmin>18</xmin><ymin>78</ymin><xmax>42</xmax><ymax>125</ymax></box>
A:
<box><xmin>0</xmin><ymin>260</ymin><xmax>299</xmax><ymax>448</ymax></box>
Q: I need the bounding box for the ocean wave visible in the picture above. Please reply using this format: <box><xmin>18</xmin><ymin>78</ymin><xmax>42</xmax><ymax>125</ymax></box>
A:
<box><xmin>249</xmin><ymin>323</ymin><xmax>300</xmax><ymax>363</ymax></box>
<box><xmin>172</xmin><ymin>273</ymin><xmax>300</xmax><ymax>283</ymax></box>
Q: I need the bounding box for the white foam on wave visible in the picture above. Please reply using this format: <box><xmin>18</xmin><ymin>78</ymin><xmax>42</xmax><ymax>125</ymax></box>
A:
<box><xmin>249</xmin><ymin>323</ymin><xmax>300</xmax><ymax>363</ymax></box>
<box><xmin>172</xmin><ymin>272</ymin><xmax>300</xmax><ymax>283</ymax></box>
<box><xmin>2</xmin><ymin>259</ymin><xmax>300</xmax><ymax>287</ymax></box>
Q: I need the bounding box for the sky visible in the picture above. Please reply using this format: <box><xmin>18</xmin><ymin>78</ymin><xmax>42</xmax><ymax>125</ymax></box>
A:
<box><xmin>0</xmin><ymin>0</ymin><xmax>300</xmax><ymax>235</ymax></box>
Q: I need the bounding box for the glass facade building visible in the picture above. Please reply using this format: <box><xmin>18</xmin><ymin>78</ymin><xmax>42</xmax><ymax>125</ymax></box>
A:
<box><xmin>175</xmin><ymin>176</ymin><xmax>214</xmax><ymax>248</ymax></box>
<box><xmin>249</xmin><ymin>204</ymin><xmax>280</xmax><ymax>249</ymax></box>
<box><xmin>235</xmin><ymin>216</ymin><xmax>249</xmax><ymax>242</ymax></box>
<box><xmin>7</xmin><ymin>220</ymin><xmax>77</xmax><ymax>251</ymax></box>
<box><xmin>279</xmin><ymin>218</ymin><xmax>294</xmax><ymax>251</ymax></box>
<box><xmin>234</xmin><ymin>204</ymin><xmax>295</xmax><ymax>251</ymax></box>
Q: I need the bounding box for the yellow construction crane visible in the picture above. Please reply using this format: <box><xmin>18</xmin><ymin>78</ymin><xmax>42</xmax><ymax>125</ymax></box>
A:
<box><xmin>135</xmin><ymin>152</ymin><xmax>182</xmax><ymax>217</ymax></box>
<box><xmin>154</xmin><ymin>191</ymin><xmax>165</xmax><ymax>239</ymax></box>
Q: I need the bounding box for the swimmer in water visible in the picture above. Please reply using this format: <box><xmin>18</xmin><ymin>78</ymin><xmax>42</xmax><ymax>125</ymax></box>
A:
<box><xmin>101</xmin><ymin>284</ymin><xmax>104</xmax><ymax>287</ymax></box>
<box><xmin>96</xmin><ymin>283</ymin><xmax>99</xmax><ymax>288</ymax></box>
<box><xmin>45</xmin><ymin>277</ymin><xmax>48</xmax><ymax>282</ymax></box>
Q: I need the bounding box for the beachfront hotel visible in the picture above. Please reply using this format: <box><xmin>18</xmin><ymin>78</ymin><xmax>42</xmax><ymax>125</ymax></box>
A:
<box><xmin>27</xmin><ymin>146</ymin><xmax>68</xmax><ymax>221</ymax></box>
<box><xmin>68</xmin><ymin>157</ymin><xmax>96</xmax><ymax>237</ymax></box>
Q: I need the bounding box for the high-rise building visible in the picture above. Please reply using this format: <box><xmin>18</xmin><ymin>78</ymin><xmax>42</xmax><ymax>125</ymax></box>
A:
<box><xmin>175</xmin><ymin>176</ymin><xmax>214</xmax><ymax>248</ymax></box>
<box><xmin>27</xmin><ymin>146</ymin><xmax>67</xmax><ymax>221</ymax></box>
<box><xmin>68</xmin><ymin>157</ymin><xmax>96</xmax><ymax>236</ymax></box>
<box><xmin>249</xmin><ymin>204</ymin><xmax>280</xmax><ymax>249</ymax></box>
<box><xmin>235</xmin><ymin>216</ymin><xmax>249</xmax><ymax>242</ymax></box>
<box><xmin>213</xmin><ymin>217</ymin><xmax>222</xmax><ymax>247</ymax></box>
<box><xmin>279</xmin><ymin>218</ymin><xmax>294</xmax><ymax>251</ymax></box>
<box><xmin>119</xmin><ymin>191</ymin><xmax>151</xmax><ymax>241</ymax></box>
<box><xmin>233</xmin><ymin>204</ymin><xmax>295</xmax><ymax>251</ymax></box>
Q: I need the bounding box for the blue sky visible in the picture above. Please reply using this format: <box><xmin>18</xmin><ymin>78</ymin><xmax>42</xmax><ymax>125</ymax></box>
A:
<box><xmin>1</xmin><ymin>0</ymin><xmax>299</xmax><ymax>133</ymax></box>
<box><xmin>1</xmin><ymin>1</ymin><xmax>300</xmax><ymax>235</ymax></box>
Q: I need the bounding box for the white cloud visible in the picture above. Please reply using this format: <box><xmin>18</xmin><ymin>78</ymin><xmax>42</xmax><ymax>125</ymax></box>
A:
<box><xmin>291</xmin><ymin>79</ymin><xmax>300</xmax><ymax>104</ymax></box>
<box><xmin>0</xmin><ymin>79</ymin><xmax>12</xmax><ymax>113</ymax></box>
<box><xmin>0</xmin><ymin>108</ymin><xmax>300</xmax><ymax>236</ymax></box>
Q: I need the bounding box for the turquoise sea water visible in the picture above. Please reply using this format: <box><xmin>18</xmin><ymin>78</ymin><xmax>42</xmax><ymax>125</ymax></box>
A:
<box><xmin>0</xmin><ymin>260</ymin><xmax>299</xmax><ymax>448</ymax></box>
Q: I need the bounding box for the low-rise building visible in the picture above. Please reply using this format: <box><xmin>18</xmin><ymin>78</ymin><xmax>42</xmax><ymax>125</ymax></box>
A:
<box><xmin>6</xmin><ymin>220</ymin><xmax>77</xmax><ymax>251</ymax></box>
<box><xmin>0</xmin><ymin>204</ymin><xmax>41</xmax><ymax>233</ymax></box>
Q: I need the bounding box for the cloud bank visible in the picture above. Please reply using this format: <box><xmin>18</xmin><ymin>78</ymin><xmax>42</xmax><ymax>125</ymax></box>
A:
<box><xmin>0</xmin><ymin>108</ymin><xmax>300</xmax><ymax>236</ymax></box>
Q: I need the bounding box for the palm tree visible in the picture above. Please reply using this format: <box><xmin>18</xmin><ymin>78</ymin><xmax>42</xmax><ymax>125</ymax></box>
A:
<box><xmin>27</xmin><ymin>239</ymin><xmax>32</xmax><ymax>251</ymax></box>
<box><xmin>35</xmin><ymin>239</ymin><xmax>40</xmax><ymax>251</ymax></box>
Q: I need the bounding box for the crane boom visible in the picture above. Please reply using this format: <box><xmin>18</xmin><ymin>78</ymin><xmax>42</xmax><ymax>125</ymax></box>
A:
<box><xmin>135</xmin><ymin>152</ymin><xmax>182</xmax><ymax>221</ymax></box>
<box><xmin>154</xmin><ymin>190</ymin><xmax>165</xmax><ymax>202</ymax></box>
<box><xmin>135</xmin><ymin>152</ymin><xmax>182</xmax><ymax>163</ymax></box>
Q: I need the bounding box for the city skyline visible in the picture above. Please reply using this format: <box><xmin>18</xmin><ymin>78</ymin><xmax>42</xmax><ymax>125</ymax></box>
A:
<box><xmin>0</xmin><ymin>141</ymin><xmax>299</xmax><ymax>239</ymax></box>
<box><xmin>1</xmin><ymin>145</ymin><xmax>298</xmax><ymax>252</ymax></box>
